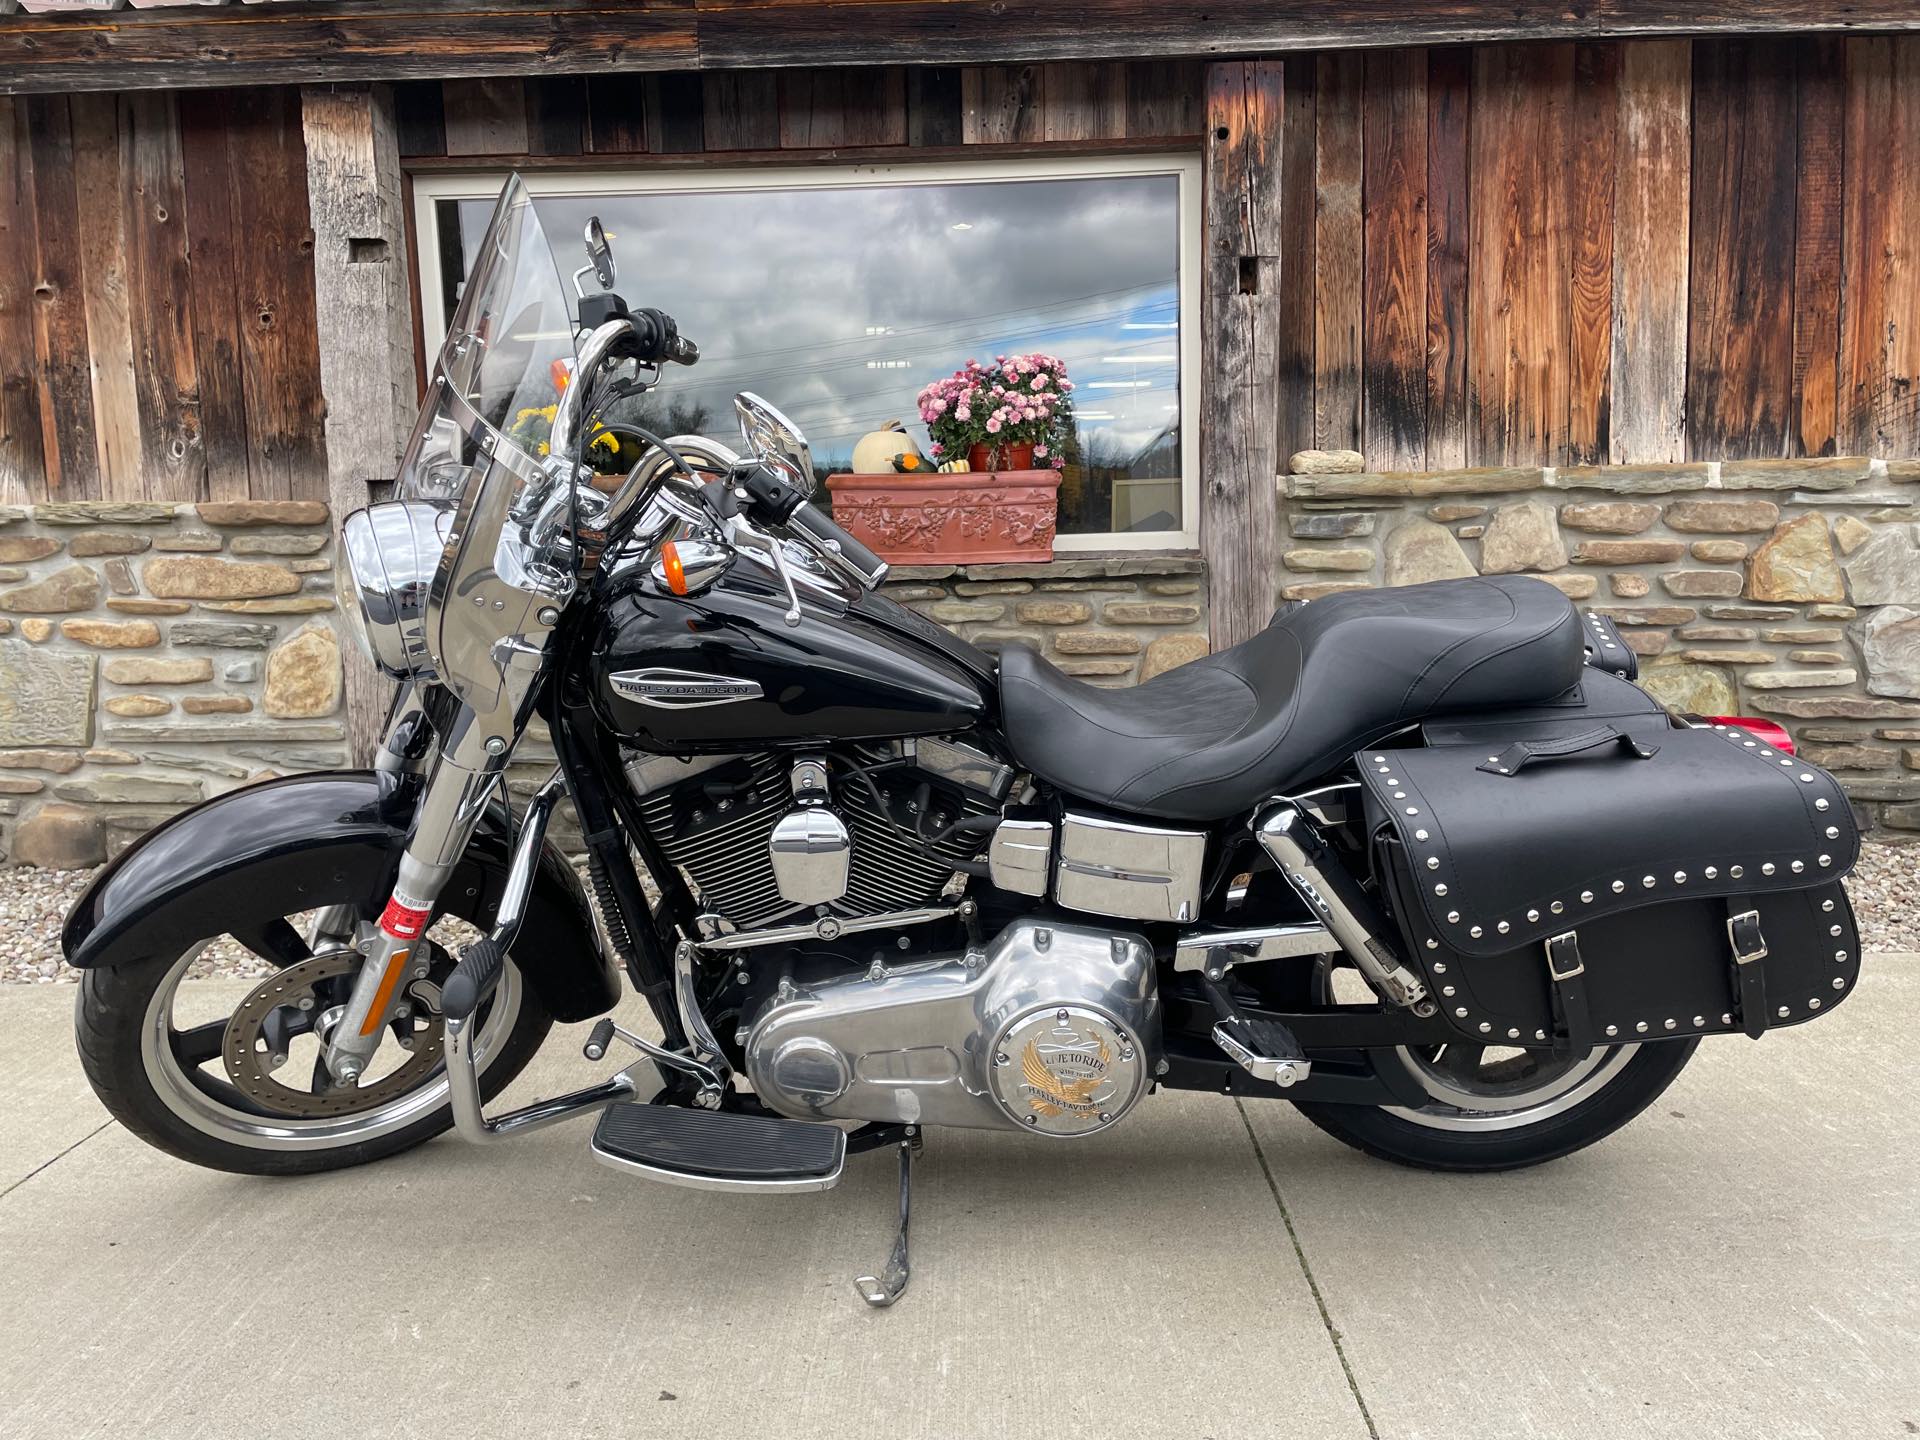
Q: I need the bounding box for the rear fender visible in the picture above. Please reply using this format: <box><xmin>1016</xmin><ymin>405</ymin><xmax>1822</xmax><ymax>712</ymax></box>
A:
<box><xmin>60</xmin><ymin>770</ymin><xmax>620</xmax><ymax>1024</ymax></box>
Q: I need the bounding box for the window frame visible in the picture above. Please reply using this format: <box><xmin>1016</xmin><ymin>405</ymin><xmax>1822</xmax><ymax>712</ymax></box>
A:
<box><xmin>409</xmin><ymin>153</ymin><xmax>1203</xmax><ymax>553</ymax></box>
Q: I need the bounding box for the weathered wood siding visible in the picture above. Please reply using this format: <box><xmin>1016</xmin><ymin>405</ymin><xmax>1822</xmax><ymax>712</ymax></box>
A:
<box><xmin>3</xmin><ymin>44</ymin><xmax>1918</xmax><ymax>508</ymax></box>
<box><xmin>393</xmin><ymin>62</ymin><xmax>1202</xmax><ymax>163</ymax></box>
<box><xmin>0</xmin><ymin>89</ymin><xmax>326</xmax><ymax>505</ymax></box>
<box><xmin>1265</xmin><ymin>35</ymin><xmax>1920</xmax><ymax>468</ymax></box>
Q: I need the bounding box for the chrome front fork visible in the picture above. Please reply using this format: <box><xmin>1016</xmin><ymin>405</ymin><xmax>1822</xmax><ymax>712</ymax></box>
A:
<box><xmin>324</xmin><ymin>694</ymin><xmax>525</xmax><ymax>1085</ymax></box>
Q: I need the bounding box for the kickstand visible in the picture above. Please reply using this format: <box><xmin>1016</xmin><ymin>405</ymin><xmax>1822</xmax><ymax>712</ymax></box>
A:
<box><xmin>854</xmin><ymin>1129</ymin><xmax>920</xmax><ymax>1308</ymax></box>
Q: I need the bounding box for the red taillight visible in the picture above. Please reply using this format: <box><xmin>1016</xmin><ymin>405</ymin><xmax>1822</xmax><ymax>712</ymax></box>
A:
<box><xmin>1704</xmin><ymin>715</ymin><xmax>1795</xmax><ymax>755</ymax></box>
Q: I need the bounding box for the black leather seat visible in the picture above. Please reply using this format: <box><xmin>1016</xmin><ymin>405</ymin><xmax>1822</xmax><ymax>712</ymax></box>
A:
<box><xmin>998</xmin><ymin>575</ymin><xmax>1588</xmax><ymax>822</ymax></box>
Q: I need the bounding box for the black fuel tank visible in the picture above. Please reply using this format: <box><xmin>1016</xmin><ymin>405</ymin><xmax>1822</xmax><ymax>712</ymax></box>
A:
<box><xmin>587</xmin><ymin>566</ymin><xmax>994</xmax><ymax>751</ymax></box>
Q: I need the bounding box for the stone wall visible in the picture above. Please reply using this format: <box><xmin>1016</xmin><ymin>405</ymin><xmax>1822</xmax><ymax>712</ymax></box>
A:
<box><xmin>0</xmin><ymin>500</ymin><xmax>345</xmax><ymax>867</ymax></box>
<box><xmin>1279</xmin><ymin>453</ymin><xmax>1920</xmax><ymax>834</ymax></box>
<box><xmin>880</xmin><ymin>554</ymin><xmax>1211</xmax><ymax>685</ymax></box>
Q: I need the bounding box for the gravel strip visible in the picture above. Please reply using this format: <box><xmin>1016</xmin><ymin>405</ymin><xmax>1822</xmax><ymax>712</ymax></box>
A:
<box><xmin>5</xmin><ymin>842</ymin><xmax>1915</xmax><ymax>986</ymax></box>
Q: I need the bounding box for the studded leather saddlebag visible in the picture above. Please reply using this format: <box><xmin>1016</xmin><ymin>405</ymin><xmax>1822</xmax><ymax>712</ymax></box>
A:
<box><xmin>1358</xmin><ymin>720</ymin><xmax>1863</xmax><ymax>1047</ymax></box>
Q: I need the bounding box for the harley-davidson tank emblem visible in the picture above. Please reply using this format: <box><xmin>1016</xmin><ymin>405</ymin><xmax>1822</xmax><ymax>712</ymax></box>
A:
<box><xmin>1020</xmin><ymin>1031</ymin><xmax>1112</xmax><ymax>1118</ymax></box>
<box><xmin>609</xmin><ymin>668</ymin><xmax>764</xmax><ymax>709</ymax></box>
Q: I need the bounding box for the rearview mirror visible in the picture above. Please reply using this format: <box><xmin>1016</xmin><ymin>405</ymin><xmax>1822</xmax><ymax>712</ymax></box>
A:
<box><xmin>734</xmin><ymin>392</ymin><xmax>817</xmax><ymax>492</ymax></box>
<box><xmin>584</xmin><ymin>216</ymin><xmax>617</xmax><ymax>290</ymax></box>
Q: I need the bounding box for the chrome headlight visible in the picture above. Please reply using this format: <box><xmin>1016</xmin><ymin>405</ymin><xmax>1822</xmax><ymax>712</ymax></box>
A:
<box><xmin>338</xmin><ymin>501</ymin><xmax>449</xmax><ymax>680</ymax></box>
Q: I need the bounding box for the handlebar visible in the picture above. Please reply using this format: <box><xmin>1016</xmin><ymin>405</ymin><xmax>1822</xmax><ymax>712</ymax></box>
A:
<box><xmin>788</xmin><ymin>500</ymin><xmax>888</xmax><ymax>588</ymax></box>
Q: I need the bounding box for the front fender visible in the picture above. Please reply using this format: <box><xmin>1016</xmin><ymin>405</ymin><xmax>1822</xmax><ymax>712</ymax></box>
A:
<box><xmin>61</xmin><ymin>769</ymin><xmax>620</xmax><ymax>1024</ymax></box>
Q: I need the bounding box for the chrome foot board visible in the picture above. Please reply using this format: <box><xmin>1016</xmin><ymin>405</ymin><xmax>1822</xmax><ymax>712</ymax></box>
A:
<box><xmin>589</xmin><ymin>1101</ymin><xmax>846</xmax><ymax>1193</ymax></box>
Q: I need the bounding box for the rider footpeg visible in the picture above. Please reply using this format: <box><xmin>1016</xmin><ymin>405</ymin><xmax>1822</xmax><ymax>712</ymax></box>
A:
<box><xmin>590</xmin><ymin>1101</ymin><xmax>845</xmax><ymax>1191</ymax></box>
<box><xmin>1212</xmin><ymin>1017</ymin><xmax>1312</xmax><ymax>1088</ymax></box>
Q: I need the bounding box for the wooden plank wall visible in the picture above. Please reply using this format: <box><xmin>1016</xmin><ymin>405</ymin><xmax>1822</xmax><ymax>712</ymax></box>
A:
<box><xmin>0</xmin><ymin>88</ymin><xmax>326</xmax><ymax>505</ymax></box>
<box><xmin>395</xmin><ymin>62</ymin><xmax>1203</xmax><ymax>163</ymax></box>
<box><xmin>4</xmin><ymin>43</ymin><xmax>1918</xmax><ymax>505</ymax></box>
<box><xmin>1271</xmin><ymin>35</ymin><xmax>1920</xmax><ymax>467</ymax></box>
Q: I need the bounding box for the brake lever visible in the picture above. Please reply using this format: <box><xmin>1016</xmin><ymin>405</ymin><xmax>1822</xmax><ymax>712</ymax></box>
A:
<box><xmin>727</xmin><ymin>517</ymin><xmax>805</xmax><ymax>627</ymax></box>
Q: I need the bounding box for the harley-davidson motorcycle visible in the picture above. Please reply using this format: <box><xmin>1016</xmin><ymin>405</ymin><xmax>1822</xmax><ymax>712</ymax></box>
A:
<box><xmin>65</xmin><ymin>178</ymin><xmax>1865</xmax><ymax>1305</ymax></box>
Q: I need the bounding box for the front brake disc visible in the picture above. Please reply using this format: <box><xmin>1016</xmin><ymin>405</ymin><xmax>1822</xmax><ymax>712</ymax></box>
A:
<box><xmin>221</xmin><ymin>948</ymin><xmax>446</xmax><ymax>1118</ymax></box>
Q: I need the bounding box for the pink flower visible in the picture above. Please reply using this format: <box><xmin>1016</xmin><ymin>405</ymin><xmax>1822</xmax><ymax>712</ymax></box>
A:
<box><xmin>1060</xmin><ymin>380</ymin><xmax>1074</xmax><ymax>392</ymax></box>
<box><xmin>1035</xmin><ymin>443</ymin><xmax>1049</xmax><ymax>458</ymax></box>
<box><xmin>955</xmin><ymin>406</ymin><xmax>971</xmax><ymax>422</ymax></box>
<box><xmin>929</xmin><ymin>442</ymin><xmax>943</xmax><ymax>456</ymax></box>
<box><xmin>985</xmin><ymin>417</ymin><xmax>1002</xmax><ymax>434</ymax></box>
<box><xmin>1032</xmin><ymin>374</ymin><xmax>1049</xmax><ymax>389</ymax></box>
<box><xmin>1051</xmin><ymin>456</ymin><xmax>1066</xmax><ymax>470</ymax></box>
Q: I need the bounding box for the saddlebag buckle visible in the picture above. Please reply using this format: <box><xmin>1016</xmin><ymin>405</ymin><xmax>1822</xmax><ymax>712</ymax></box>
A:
<box><xmin>1543</xmin><ymin>931</ymin><xmax>1595</xmax><ymax>1054</ymax></box>
<box><xmin>1726</xmin><ymin>908</ymin><xmax>1771</xmax><ymax>1040</ymax></box>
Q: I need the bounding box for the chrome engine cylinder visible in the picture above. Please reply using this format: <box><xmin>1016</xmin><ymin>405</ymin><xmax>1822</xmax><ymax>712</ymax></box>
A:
<box><xmin>743</xmin><ymin>918</ymin><xmax>1159</xmax><ymax>1138</ymax></box>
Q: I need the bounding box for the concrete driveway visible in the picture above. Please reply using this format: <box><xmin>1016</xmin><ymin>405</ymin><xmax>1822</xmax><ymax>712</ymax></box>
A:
<box><xmin>2</xmin><ymin>960</ymin><xmax>1916</xmax><ymax>1440</ymax></box>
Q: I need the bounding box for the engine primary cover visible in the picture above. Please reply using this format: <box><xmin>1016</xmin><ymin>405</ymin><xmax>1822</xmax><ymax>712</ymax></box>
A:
<box><xmin>743</xmin><ymin>918</ymin><xmax>1159</xmax><ymax>1136</ymax></box>
<box><xmin>988</xmin><ymin>1004</ymin><xmax>1148</xmax><ymax>1137</ymax></box>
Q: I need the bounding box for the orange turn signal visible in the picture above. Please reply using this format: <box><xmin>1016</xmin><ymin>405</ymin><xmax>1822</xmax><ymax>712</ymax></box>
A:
<box><xmin>660</xmin><ymin>541</ymin><xmax>688</xmax><ymax>595</ymax></box>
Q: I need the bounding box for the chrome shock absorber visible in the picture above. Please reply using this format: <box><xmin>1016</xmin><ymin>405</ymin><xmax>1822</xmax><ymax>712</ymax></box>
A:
<box><xmin>1255</xmin><ymin>800</ymin><xmax>1435</xmax><ymax>1013</ymax></box>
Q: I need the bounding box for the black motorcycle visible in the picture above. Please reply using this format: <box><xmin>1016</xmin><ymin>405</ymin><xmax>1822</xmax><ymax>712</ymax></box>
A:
<box><xmin>64</xmin><ymin>179</ymin><xmax>1864</xmax><ymax>1305</ymax></box>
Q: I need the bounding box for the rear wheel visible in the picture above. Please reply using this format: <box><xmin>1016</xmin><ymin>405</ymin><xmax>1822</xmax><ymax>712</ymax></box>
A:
<box><xmin>1292</xmin><ymin>1037</ymin><xmax>1698</xmax><ymax>1172</ymax></box>
<box><xmin>76</xmin><ymin>902</ymin><xmax>551</xmax><ymax>1177</ymax></box>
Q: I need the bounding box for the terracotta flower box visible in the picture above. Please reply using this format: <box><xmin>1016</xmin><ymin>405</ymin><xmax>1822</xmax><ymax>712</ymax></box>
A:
<box><xmin>825</xmin><ymin>469</ymin><xmax>1064</xmax><ymax>565</ymax></box>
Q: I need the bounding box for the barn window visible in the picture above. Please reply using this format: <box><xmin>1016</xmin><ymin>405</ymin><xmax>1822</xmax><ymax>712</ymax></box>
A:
<box><xmin>412</xmin><ymin>156</ymin><xmax>1201</xmax><ymax>550</ymax></box>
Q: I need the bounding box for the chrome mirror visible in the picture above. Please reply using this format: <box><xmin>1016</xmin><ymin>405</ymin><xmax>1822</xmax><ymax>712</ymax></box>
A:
<box><xmin>734</xmin><ymin>392</ymin><xmax>816</xmax><ymax>492</ymax></box>
<box><xmin>583</xmin><ymin>216</ymin><xmax>617</xmax><ymax>290</ymax></box>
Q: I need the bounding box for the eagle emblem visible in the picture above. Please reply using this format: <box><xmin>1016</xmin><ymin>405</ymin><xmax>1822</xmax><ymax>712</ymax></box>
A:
<box><xmin>1019</xmin><ymin>1032</ymin><xmax>1111</xmax><ymax>1118</ymax></box>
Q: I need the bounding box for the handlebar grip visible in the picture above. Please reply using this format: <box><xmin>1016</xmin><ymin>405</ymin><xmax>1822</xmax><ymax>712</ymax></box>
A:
<box><xmin>665</xmin><ymin>332</ymin><xmax>699</xmax><ymax>366</ymax></box>
<box><xmin>790</xmin><ymin>500</ymin><xmax>888</xmax><ymax>588</ymax></box>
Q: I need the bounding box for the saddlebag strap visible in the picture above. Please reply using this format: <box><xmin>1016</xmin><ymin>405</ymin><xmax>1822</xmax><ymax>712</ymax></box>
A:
<box><xmin>1543</xmin><ymin>931</ymin><xmax>1595</xmax><ymax>1052</ymax></box>
<box><xmin>1727</xmin><ymin>906</ymin><xmax>1771</xmax><ymax>1039</ymax></box>
<box><xmin>1478</xmin><ymin>725</ymin><xmax>1659</xmax><ymax>777</ymax></box>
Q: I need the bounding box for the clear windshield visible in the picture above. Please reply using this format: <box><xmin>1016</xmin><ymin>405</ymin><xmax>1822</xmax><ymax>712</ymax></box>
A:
<box><xmin>397</xmin><ymin>174</ymin><xmax>577</xmax><ymax>512</ymax></box>
<box><xmin>395</xmin><ymin>175</ymin><xmax>579</xmax><ymax>711</ymax></box>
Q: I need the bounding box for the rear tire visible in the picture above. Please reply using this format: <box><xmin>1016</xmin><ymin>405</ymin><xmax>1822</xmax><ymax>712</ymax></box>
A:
<box><xmin>1292</xmin><ymin>1037</ymin><xmax>1698</xmax><ymax>1172</ymax></box>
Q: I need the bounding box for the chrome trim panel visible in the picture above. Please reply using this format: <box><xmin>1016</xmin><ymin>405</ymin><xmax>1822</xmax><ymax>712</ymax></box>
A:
<box><xmin>1054</xmin><ymin>812</ymin><xmax>1205</xmax><ymax>923</ymax></box>
<box><xmin>987</xmin><ymin>817</ymin><xmax>1053</xmax><ymax>897</ymax></box>
<box><xmin>1172</xmin><ymin>922</ymin><xmax>1340</xmax><ymax>973</ymax></box>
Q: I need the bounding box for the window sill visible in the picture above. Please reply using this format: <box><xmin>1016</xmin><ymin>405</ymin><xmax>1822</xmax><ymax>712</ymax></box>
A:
<box><xmin>883</xmin><ymin>550</ymin><xmax>1205</xmax><ymax>582</ymax></box>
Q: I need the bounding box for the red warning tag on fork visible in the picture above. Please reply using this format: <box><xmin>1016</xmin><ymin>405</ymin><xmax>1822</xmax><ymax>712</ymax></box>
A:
<box><xmin>379</xmin><ymin>893</ymin><xmax>432</xmax><ymax>940</ymax></box>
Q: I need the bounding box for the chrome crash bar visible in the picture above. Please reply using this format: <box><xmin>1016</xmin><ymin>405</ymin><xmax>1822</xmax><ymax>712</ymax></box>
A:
<box><xmin>442</xmin><ymin>767</ymin><xmax>725</xmax><ymax>1144</ymax></box>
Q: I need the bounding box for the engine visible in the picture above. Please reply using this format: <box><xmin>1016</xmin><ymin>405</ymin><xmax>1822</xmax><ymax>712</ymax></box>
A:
<box><xmin>742</xmin><ymin>917</ymin><xmax>1160</xmax><ymax>1137</ymax></box>
<box><xmin>625</xmin><ymin>740</ymin><xmax>1164</xmax><ymax>1137</ymax></box>
<box><xmin>624</xmin><ymin>740</ymin><xmax>1001</xmax><ymax>936</ymax></box>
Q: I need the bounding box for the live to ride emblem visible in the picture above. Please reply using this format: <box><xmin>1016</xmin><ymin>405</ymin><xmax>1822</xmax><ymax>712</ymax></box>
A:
<box><xmin>609</xmin><ymin>668</ymin><xmax>765</xmax><ymax>709</ymax></box>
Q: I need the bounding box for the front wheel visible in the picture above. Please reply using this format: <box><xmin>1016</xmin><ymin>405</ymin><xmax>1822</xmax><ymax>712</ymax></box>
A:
<box><xmin>1292</xmin><ymin>1037</ymin><xmax>1699</xmax><ymax>1172</ymax></box>
<box><xmin>76</xmin><ymin>914</ymin><xmax>552</xmax><ymax>1177</ymax></box>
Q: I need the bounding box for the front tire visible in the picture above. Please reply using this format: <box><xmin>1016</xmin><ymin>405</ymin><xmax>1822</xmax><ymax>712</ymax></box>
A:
<box><xmin>1292</xmin><ymin>1037</ymin><xmax>1698</xmax><ymax>1172</ymax></box>
<box><xmin>77</xmin><ymin>935</ymin><xmax>551</xmax><ymax>1178</ymax></box>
